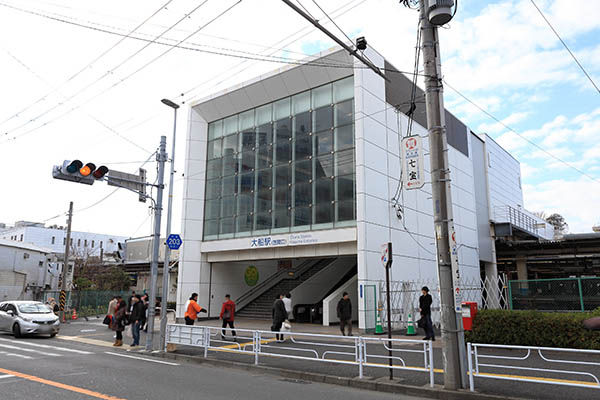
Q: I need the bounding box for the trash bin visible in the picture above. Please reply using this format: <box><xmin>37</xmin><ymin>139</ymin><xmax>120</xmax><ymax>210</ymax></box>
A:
<box><xmin>461</xmin><ymin>302</ymin><xmax>478</xmax><ymax>331</ymax></box>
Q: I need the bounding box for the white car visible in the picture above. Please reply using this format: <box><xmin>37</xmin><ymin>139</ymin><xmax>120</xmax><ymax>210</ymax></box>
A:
<box><xmin>0</xmin><ymin>301</ymin><xmax>60</xmax><ymax>338</ymax></box>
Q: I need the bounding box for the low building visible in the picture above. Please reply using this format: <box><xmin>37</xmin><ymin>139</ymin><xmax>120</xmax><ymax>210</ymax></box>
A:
<box><xmin>0</xmin><ymin>239</ymin><xmax>59</xmax><ymax>301</ymax></box>
<box><xmin>175</xmin><ymin>45</ymin><xmax>550</xmax><ymax>330</ymax></box>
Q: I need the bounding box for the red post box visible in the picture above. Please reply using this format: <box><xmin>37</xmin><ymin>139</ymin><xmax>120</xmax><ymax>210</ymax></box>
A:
<box><xmin>461</xmin><ymin>302</ymin><xmax>478</xmax><ymax>331</ymax></box>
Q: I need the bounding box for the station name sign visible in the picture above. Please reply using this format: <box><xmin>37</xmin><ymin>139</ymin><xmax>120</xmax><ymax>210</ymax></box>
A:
<box><xmin>249</xmin><ymin>233</ymin><xmax>319</xmax><ymax>249</ymax></box>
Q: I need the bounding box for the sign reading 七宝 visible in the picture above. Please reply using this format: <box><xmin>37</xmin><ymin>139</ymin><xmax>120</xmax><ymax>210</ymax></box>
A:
<box><xmin>401</xmin><ymin>135</ymin><xmax>425</xmax><ymax>190</ymax></box>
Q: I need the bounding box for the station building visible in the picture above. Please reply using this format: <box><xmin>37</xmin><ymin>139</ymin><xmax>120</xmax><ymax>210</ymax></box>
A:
<box><xmin>176</xmin><ymin>46</ymin><xmax>552</xmax><ymax>331</ymax></box>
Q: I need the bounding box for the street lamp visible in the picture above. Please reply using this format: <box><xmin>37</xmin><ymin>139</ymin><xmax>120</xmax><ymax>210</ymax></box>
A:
<box><xmin>159</xmin><ymin>98</ymin><xmax>179</xmax><ymax>350</ymax></box>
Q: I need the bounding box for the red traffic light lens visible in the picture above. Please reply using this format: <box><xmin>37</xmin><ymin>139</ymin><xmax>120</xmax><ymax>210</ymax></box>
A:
<box><xmin>93</xmin><ymin>166</ymin><xmax>109</xmax><ymax>179</ymax></box>
<box><xmin>80</xmin><ymin>163</ymin><xmax>96</xmax><ymax>177</ymax></box>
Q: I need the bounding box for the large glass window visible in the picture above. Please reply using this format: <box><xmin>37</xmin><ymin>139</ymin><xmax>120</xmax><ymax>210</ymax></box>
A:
<box><xmin>203</xmin><ymin>76</ymin><xmax>355</xmax><ymax>240</ymax></box>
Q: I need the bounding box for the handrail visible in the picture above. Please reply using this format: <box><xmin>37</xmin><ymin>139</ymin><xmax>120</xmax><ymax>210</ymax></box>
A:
<box><xmin>236</xmin><ymin>258</ymin><xmax>334</xmax><ymax>311</ymax></box>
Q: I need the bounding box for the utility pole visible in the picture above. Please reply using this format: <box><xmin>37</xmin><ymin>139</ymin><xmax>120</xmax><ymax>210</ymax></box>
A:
<box><xmin>59</xmin><ymin>201</ymin><xmax>73</xmax><ymax>323</ymax></box>
<box><xmin>146</xmin><ymin>136</ymin><xmax>167</xmax><ymax>351</ymax></box>
<box><xmin>160</xmin><ymin>99</ymin><xmax>179</xmax><ymax>349</ymax></box>
<box><xmin>418</xmin><ymin>0</ymin><xmax>467</xmax><ymax>390</ymax></box>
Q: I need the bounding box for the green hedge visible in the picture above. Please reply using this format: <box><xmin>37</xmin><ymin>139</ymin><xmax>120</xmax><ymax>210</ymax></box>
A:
<box><xmin>465</xmin><ymin>308</ymin><xmax>600</xmax><ymax>349</ymax></box>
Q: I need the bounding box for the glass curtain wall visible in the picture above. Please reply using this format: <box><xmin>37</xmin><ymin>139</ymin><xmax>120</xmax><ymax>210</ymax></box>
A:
<box><xmin>203</xmin><ymin>76</ymin><xmax>355</xmax><ymax>240</ymax></box>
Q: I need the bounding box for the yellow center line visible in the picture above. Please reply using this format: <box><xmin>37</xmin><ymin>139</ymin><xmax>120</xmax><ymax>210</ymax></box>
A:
<box><xmin>475</xmin><ymin>372</ymin><xmax>600</xmax><ymax>386</ymax></box>
<box><xmin>0</xmin><ymin>367</ymin><xmax>125</xmax><ymax>400</ymax></box>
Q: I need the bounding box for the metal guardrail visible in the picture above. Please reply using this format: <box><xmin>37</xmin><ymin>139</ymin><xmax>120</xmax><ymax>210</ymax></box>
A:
<box><xmin>166</xmin><ymin>324</ymin><xmax>435</xmax><ymax>386</ymax></box>
<box><xmin>467</xmin><ymin>343</ymin><xmax>600</xmax><ymax>392</ymax></box>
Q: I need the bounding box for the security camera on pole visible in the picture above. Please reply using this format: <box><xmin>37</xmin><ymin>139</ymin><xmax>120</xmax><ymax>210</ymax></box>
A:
<box><xmin>417</xmin><ymin>0</ymin><xmax>468</xmax><ymax>390</ymax></box>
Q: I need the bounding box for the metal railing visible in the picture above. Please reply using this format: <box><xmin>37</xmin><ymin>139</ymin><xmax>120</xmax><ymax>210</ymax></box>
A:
<box><xmin>509</xmin><ymin>277</ymin><xmax>600</xmax><ymax>311</ymax></box>
<box><xmin>494</xmin><ymin>205</ymin><xmax>549</xmax><ymax>238</ymax></box>
<box><xmin>166</xmin><ymin>324</ymin><xmax>435</xmax><ymax>386</ymax></box>
<box><xmin>467</xmin><ymin>343</ymin><xmax>600</xmax><ymax>392</ymax></box>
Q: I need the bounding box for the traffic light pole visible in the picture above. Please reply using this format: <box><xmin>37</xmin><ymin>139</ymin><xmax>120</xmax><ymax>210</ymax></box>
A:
<box><xmin>160</xmin><ymin>99</ymin><xmax>179</xmax><ymax>350</ymax></box>
<box><xmin>59</xmin><ymin>201</ymin><xmax>73</xmax><ymax>323</ymax></box>
<box><xmin>146</xmin><ymin>136</ymin><xmax>167</xmax><ymax>351</ymax></box>
<box><xmin>418</xmin><ymin>0</ymin><xmax>467</xmax><ymax>389</ymax></box>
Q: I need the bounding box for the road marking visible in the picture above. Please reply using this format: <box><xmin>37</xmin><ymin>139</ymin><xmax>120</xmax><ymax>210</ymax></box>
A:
<box><xmin>0</xmin><ymin>343</ymin><xmax>60</xmax><ymax>357</ymax></box>
<box><xmin>0</xmin><ymin>367</ymin><xmax>125</xmax><ymax>400</ymax></box>
<box><xmin>0</xmin><ymin>374</ymin><xmax>15</xmax><ymax>379</ymax></box>
<box><xmin>219</xmin><ymin>338</ymin><xmax>276</xmax><ymax>350</ymax></box>
<box><xmin>0</xmin><ymin>350</ymin><xmax>34</xmax><ymax>360</ymax></box>
<box><xmin>104</xmin><ymin>352</ymin><xmax>180</xmax><ymax>366</ymax></box>
<box><xmin>80</xmin><ymin>329</ymin><xmax>97</xmax><ymax>333</ymax></box>
<box><xmin>0</xmin><ymin>338</ymin><xmax>93</xmax><ymax>354</ymax></box>
<box><xmin>57</xmin><ymin>335</ymin><xmax>115</xmax><ymax>348</ymax></box>
<box><xmin>474</xmin><ymin>372</ymin><xmax>600</xmax><ymax>387</ymax></box>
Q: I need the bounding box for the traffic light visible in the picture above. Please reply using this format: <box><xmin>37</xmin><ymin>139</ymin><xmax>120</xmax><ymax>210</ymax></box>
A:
<box><xmin>52</xmin><ymin>160</ymin><xmax>109</xmax><ymax>185</ymax></box>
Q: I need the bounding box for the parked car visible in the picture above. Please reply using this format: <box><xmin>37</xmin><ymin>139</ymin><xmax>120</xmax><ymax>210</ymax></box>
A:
<box><xmin>0</xmin><ymin>301</ymin><xmax>60</xmax><ymax>338</ymax></box>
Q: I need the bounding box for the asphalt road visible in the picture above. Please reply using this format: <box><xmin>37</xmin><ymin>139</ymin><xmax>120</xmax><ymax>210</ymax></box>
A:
<box><xmin>0</xmin><ymin>322</ymin><xmax>427</xmax><ymax>400</ymax></box>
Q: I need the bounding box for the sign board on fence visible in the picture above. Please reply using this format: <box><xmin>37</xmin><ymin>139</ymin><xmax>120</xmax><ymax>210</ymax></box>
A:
<box><xmin>401</xmin><ymin>135</ymin><xmax>425</xmax><ymax>190</ymax></box>
<box><xmin>166</xmin><ymin>234</ymin><xmax>182</xmax><ymax>250</ymax></box>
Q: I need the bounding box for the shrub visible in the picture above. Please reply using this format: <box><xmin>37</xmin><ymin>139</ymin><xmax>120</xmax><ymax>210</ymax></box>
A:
<box><xmin>465</xmin><ymin>308</ymin><xmax>600</xmax><ymax>349</ymax></box>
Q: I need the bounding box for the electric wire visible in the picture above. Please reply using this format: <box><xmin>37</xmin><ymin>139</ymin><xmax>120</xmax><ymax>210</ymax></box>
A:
<box><xmin>0</xmin><ymin>0</ymin><xmax>210</xmax><ymax>138</ymax></box>
<box><xmin>529</xmin><ymin>0</ymin><xmax>600</xmax><ymax>94</ymax></box>
<box><xmin>0</xmin><ymin>0</ymin><xmax>175</xmax><ymax>127</ymax></box>
<box><xmin>311</xmin><ymin>0</ymin><xmax>354</xmax><ymax>45</ymax></box>
<box><xmin>443</xmin><ymin>79</ymin><xmax>600</xmax><ymax>185</ymax></box>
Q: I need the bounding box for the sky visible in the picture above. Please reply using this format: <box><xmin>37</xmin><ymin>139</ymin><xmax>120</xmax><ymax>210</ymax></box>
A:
<box><xmin>0</xmin><ymin>0</ymin><xmax>598</xmax><ymax>238</ymax></box>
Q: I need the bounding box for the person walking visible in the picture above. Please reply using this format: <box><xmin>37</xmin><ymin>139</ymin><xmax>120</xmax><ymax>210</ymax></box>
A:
<box><xmin>184</xmin><ymin>293</ymin><xmax>207</xmax><ymax>325</ymax></box>
<box><xmin>336</xmin><ymin>292</ymin><xmax>353</xmax><ymax>336</ymax></box>
<box><xmin>418</xmin><ymin>286</ymin><xmax>435</xmax><ymax>341</ymax></box>
<box><xmin>112</xmin><ymin>298</ymin><xmax>126</xmax><ymax>347</ymax></box>
<box><xmin>130</xmin><ymin>295</ymin><xmax>144</xmax><ymax>347</ymax></box>
<box><xmin>282</xmin><ymin>293</ymin><xmax>293</xmax><ymax>320</ymax></box>
<box><xmin>220</xmin><ymin>294</ymin><xmax>236</xmax><ymax>340</ymax></box>
<box><xmin>271</xmin><ymin>294</ymin><xmax>287</xmax><ymax>342</ymax></box>
<box><xmin>107</xmin><ymin>296</ymin><xmax>118</xmax><ymax>329</ymax></box>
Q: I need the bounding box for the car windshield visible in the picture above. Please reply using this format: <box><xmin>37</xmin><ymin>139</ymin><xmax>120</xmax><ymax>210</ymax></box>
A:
<box><xmin>17</xmin><ymin>303</ymin><xmax>52</xmax><ymax>314</ymax></box>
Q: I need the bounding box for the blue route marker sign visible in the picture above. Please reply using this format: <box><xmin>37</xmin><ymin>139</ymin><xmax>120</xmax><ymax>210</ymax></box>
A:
<box><xmin>166</xmin><ymin>234</ymin><xmax>182</xmax><ymax>250</ymax></box>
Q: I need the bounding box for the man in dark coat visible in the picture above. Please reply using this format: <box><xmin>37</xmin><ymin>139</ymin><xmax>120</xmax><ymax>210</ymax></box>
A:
<box><xmin>337</xmin><ymin>292</ymin><xmax>352</xmax><ymax>336</ymax></box>
<box><xmin>418</xmin><ymin>286</ymin><xmax>435</xmax><ymax>341</ymax></box>
<box><xmin>271</xmin><ymin>294</ymin><xmax>287</xmax><ymax>341</ymax></box>
<box><xmin>130</xmin><ymin>295</ymin><xmax>144</xmax><ymax>347</ymax></box>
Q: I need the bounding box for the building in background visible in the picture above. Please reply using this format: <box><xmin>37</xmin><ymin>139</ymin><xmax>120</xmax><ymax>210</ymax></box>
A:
<box><xmin>0</xmin><ymin>239</ymin><xmax>59</xmax><ymax>301</ymax></box>
<box><xmin>175</xmin><ymin>45</ymin><xmax>551</xmax><ymax>331</ymax></box>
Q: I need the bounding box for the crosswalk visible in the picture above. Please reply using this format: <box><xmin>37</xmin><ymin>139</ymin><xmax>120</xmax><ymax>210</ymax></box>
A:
<box><xmin>0</xmin><ymin>337</ymin><xmax>94</xmax><ymax>361</ymax></box>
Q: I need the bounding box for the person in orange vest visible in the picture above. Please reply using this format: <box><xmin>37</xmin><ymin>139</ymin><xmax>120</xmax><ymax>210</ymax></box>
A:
<box><xmin>184</xmin><ymin>293</ymin><xmax>207</xmax><ymax>325</ymax></box>
<box><xmin>219</xmin><ymin>294</ymin><xmax>236</xmax><ymax>340</ymax></box>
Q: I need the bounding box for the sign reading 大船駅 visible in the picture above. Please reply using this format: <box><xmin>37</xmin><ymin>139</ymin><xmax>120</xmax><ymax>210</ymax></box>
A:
<box><xmin>249</xmin><ymin>233</ymin><xmax>320</xmax><ymax>249</ymax></box>
<box><xmin>401</xmin><ymin>135</ymin><xmax>425</xmax><ymax>190</ymax></box>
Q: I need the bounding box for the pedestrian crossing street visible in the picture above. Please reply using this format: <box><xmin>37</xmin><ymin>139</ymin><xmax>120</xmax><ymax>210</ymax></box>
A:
<box><xmin>0</xmin><ymin>337</ymin><xmax>93</xmax><ymax>360</ymax></box>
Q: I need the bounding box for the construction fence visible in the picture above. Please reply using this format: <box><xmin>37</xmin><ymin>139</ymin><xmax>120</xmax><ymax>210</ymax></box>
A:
<box><xmin>509</xmin><ymin>277</ymin><xmax>600</xmax><ymax>312</ymax></box>
<box><xmin>370</xmin><ymin>275</ymin><xmax>509</xmax><ymax>331</ymax></box>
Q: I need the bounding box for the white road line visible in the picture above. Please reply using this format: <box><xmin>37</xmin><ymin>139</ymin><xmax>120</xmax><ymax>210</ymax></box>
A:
<box><xmin>0</xmin><ymin>351</ymin><xmax>33</xmax><ymax>360</ymax></box>
<box><xmin>0</xmin><ymin>343</ymin><xmax>60</xmax><ymax>357</ymax></box>
<box><xmin>104</xmin><ymin>352</ymin><xmax>179</xmax><ymax>366</ymax></box>
<box><xmin>0</xmin><ymin>338</ymin><xmax>93</xmax><ymax>355</ymax></box>
<box><xmin>0</xmin><ymin>374</ymin><xmax>15</xmax><ymax>379</ymax></box>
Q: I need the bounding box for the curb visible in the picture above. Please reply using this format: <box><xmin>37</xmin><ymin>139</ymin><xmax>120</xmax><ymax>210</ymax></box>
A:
<box><xmin>148</xmin><ymin>351</ymin><xmax>527</xmax><ymax>400</ymax></box>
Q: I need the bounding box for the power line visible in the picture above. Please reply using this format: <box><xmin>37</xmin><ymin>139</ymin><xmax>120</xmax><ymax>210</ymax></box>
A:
<box><xmin>443</xmin><ymin>79</ymin><xmax>600</xmax><ymax>184</ymax></box>
<box><xmin>0</xmin><ymin>0</ymin><xmax>175</xmax><ymax>128</ymax></box>
<box><xmin>0</xmin><ymin>0</ymin><xmax>210</xmax><ymax>138</ymax></box>
<box><xmin>311</xmin><ymin>0</ymin><xmax>354</xmax><ymax>45</ymax></box>
<box><xmin>529</xmin><ymin>0</ymin><xmax>600</xmax><ymax>94</ymax></box>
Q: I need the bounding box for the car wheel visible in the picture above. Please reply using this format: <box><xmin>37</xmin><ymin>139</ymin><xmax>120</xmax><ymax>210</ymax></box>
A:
<box><xmin>49</xmin><ymin>333</ymin><xmax>56</xmax><ymax>338</ymax></box>
<box><xmin>12</xmin><ymin>323</ymin><xmax>22</xmax><ymax>338</ymax></box>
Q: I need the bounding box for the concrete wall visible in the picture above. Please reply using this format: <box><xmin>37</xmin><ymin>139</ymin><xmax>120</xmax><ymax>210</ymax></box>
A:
<box><xmin>289</xmin><ymin>256</ymin><xmax>356</xmax><ymax>305</ymax></box>
<box><xmin>0</xmin><ymin>244</ymin><xmax>57</xmax><ymax>301</ymax></box>
<box><xmin>323</xmin><ymin>275</ymin><xmax>358</xmax><ymax>326</ymax></box>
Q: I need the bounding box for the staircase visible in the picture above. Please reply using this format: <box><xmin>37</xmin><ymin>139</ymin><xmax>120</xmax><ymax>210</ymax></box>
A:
<box><xmin>236</xmin><ymin>258</ymin><xmax>335</xmax><ymax>319</ymax></box>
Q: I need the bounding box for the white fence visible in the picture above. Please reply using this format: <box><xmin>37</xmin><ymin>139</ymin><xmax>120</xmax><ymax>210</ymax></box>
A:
<box><xmin>376</xmin><ymin>275</ymin><xmax>509</xmax><ymax>330</ymax></box>
<box><xmin>467</xmin><ymin>343</ymin><xmax>600</xmax><ymax>392</ymax></box>
<box><xmin>166</xmin><ymin>324</ymin><xmax>435</xmax><ymax>386</ymax></box>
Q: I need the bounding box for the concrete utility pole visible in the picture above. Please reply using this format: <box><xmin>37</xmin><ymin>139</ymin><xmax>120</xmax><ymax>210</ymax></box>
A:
<box><xmin>160</xmin><ymin>99</ymin><xmax>179</xmax><ymax>349</ymax></box>
<box><xmin>59</xmin><ymin>201</ymin><xmax>73</xmax><ymax>323</ymax></box>
<box><xmin>146</xmin><ymin>136</ymin><xmax>167</xmax><ymax>351</ymax></box>
<box><xmin>418</xmin><ymin>0</ymin><xmax>467</xmax><ymax>389</ymax></box>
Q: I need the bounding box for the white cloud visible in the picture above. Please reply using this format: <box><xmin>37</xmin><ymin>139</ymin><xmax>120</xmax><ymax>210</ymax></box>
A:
<box><xmin>523</xmin><ymin>178</ymin><xmax>600</xmax><ymax>233</ymax></box>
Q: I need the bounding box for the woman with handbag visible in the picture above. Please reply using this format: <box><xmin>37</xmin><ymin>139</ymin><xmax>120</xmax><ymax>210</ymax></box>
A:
<box><xmin>112</xmin><ymin>298</ymin><xmax>127</xmax><ymax>346</ymax></box>
<box><xmin>220</xmin><ymin>294</ymin><xmax>236</xmax><ymax>340</ymax></box>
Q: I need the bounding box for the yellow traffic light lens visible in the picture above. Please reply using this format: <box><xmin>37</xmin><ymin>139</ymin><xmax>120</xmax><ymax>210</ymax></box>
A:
<box><xmin>80</xmin><ymin>166</ymin><xmax>92</xmax><ymax>176</ymax></box>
